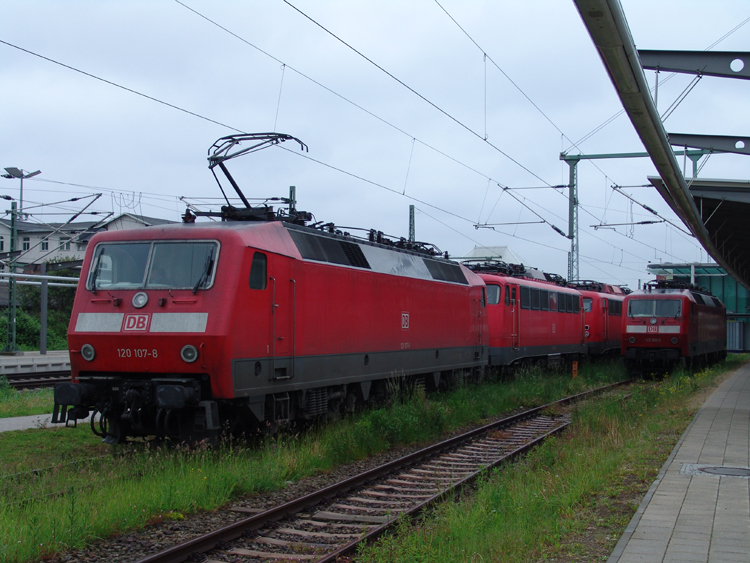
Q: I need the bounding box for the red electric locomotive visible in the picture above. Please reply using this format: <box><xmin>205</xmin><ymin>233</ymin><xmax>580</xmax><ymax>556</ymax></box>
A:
<box><xmin>622</xmin><ymin>280</ymin><xmax>727</xmax><ymax>375</ymax></box>
<box><xmin>568</xmin><ymin>280</ymin><xmax>628</xmax><ymax>357</ymax></box>
<box><xmin>52</xmin><ymin>134</ymin><xmax>488</xmax><ymax>443</ymax></box>
<box><xmin>464</xmin><ymin>262</ymin><xmax>586</xmax><ymax>368</ymax></box>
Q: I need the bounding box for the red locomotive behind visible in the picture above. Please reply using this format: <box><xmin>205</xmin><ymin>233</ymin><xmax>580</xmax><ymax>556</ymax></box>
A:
<box><xmin>464</xmin><ymin>262</ymin><xmax>586</xmax><ymax>368</ymax></box>
<box><xmin>568</xmin><ymin>280</ymin><xmax>628</xmax><ymax>357</ymax></box>
<box><xmin>622</xmin><ymin>280</ymin><xmax>727</xmax><ymax>375</ymax></box>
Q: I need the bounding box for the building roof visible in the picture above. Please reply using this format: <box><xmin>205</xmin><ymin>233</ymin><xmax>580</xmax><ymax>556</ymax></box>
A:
<box><xmin>464</xmin><ymin>245</ymin><xmax>528</xmax><ymax>266</ymax></box>
<box><xmin>100</xmin><ymin>213</ymin><xmax>176</xmax><ymax>229</ymax></box>
<box><xmin>0</xmin><ymin>218</ymin><xmax>103</xmax><ymax>234</ymax></box>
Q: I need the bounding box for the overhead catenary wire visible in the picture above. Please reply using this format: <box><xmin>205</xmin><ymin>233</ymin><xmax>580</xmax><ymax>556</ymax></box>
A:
<box><xmin>280</xmin><ymin>0</ymin><xmax>552</xmax><ymax>187</ymax></box>
<box><xmin>428</xmin><ymin>0</ymin><xmax>705</xmax><ymax>251</ymax></box>
<box><xmin>1</xmin><ymin>4</ymin><xmax>704</xmax><ymax>282</ymax></box>
<box><xmin>281</xmin><ymin>0</ymin><xmax>673</xmax><ymax>256</ymax></box>
<box><xmin>174</xmin><ymin>0</ymin><xmax>693</xmax><ymax>272</ymax></box>
<box><xmin>0</xmin><ymin>39</ymin><xmax>243</xmax><ymax>134</ymax></box>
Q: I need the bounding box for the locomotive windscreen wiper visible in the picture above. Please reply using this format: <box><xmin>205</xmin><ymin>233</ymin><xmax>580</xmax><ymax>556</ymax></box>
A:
<box><xmin>90</xmin><ymin>249</ymin><xmax>103</xmax><ymax>294</ymax></box>
<box><xmin>193</xmin><ymin>247</ymin><xmax>215</xmax><ymax>294</ymax></box>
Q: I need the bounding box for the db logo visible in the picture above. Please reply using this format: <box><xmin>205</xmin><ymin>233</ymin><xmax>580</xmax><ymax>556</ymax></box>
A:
<box><xmin>401</xmin><ymin>312</ymin><xmax>410</xmax><ymax>330</ymax></box>
<box><xmin>123</xmin><ymin>314</ymin><xmax>150</xmax><ymax>332</ymax></box>
<box><xmin>647</xmin><ymin>325</ymin><xmax>658</xmax><ymax>333</ymax></box>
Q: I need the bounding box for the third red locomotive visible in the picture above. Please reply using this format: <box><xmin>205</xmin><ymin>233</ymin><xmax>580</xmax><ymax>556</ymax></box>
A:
<box><xmin>622</xmin><ymin>280</ymin><xmax>726</xmax><ymax>375</ymax></box>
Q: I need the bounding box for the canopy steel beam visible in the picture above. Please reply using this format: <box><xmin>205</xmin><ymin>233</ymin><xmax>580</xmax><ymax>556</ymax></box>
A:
<box><xmin>639</xmin><ymin>50</ymin><xmax>750</xmax><ymax>80</ymax></box>
<box><xmin>572</xmin><ymin>0</ymin><xmax>750</xmax><ymax>290</ymax></box>
<box><xmin>668</xmin><ymin>133</ymin><xmax>750</xmax><ymax>156</ymax></box>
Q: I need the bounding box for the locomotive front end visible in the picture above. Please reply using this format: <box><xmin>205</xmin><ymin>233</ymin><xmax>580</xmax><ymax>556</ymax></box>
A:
<box><xmin>53</xmin><ymin>232</ymin><xmax>226</xmax><ymax>443</ymax></box>
<box><xmin>622</xmin><ymin>293</ymin><xmax>686</xmax><ymax>373</ymax></box>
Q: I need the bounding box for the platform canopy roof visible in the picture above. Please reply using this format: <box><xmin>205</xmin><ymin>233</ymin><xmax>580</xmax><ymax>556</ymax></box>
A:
<box><xmin>572</xmin><ymin>0</ymin><xmax>750</xmax><ymax>291</ymax></box>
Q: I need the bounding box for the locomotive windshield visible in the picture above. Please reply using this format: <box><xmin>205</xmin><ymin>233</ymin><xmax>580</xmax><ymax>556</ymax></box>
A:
<box><xmin>628</xmin><ymin>299</ymin><xmax>681</xmax><ymax>318</ymax></box>
<box><xmin>88</xmin><ymin>241</ymin><xmax>218</xmax><ymax>291</ymax></box>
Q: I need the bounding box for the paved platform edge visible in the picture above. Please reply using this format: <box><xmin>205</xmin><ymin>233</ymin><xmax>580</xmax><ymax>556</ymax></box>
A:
<box><xmin>606</xmin><ymin>365</ymin><xmax>746</xmax><ymax>563</ymax></box>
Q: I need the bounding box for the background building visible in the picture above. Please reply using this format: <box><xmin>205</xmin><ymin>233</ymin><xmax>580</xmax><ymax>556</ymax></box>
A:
<box><xmin>0</xmin><ymin>213</ymin><xmax>175</xmax><ymax>305</ymax></box>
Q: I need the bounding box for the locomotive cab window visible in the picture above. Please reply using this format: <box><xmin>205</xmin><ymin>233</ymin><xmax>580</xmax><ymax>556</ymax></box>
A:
<box><xmin>486</xmin><ymin>284</ymin><xmax>501</xmax><ymax>305</ymax></box>
<box><xmin>531</xmin><ymin>288</ymin><xmax>540</xmax><ymax>310</ymax></box>
<box><xmin>582</xmin><ymin>298</ymin><xmax>592</xmax><ymax>313</ymax></box>
<box><xmin>628</xmin><ymin>299</ymin><xmax>681</xmax><ymax>318</ymax></box>
<box><xmin>505</xmin><ymin>286</ymin><xmax>511</xmax><ymax>306</ymax></box>
<box><xmin>249</xmin><ymin>252</ymin><xmax>267</xmax><ymax>290</ymax></box>
<box><xmin>608</xmin><ymin>299</ymin><xmax>622</xmax><ymax>316</ymax></box>
<box><xmin>520</xmin><ymin>286</ymin><xmax>530</xmax><ymax>309</ymax></box>
<box><xmin>88</xmin><ymin>241</ymin><xmax>219</xmax><ymax>291</ymax></box>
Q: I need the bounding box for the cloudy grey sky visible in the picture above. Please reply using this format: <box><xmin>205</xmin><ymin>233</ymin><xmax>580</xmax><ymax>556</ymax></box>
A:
<box><xmin>2</xmin><ymin>0</ymin><xmax>748</xmax><ymax>291</ymax></box>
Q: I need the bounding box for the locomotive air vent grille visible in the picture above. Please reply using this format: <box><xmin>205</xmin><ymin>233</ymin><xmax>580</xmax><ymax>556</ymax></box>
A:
<box><xmin>340</xmin><ymin>241</ymin><xmax>370</xmax><ymax>269</ymax></box>
<box><xmin>423</xmin><ymin>259</ymin><xmax>468</xmax><ymax>285</ymax></box>
<box><xmin>288</xmin><ymin>230</ymin><xmax>371</xmax><ymax>269</ymax></box>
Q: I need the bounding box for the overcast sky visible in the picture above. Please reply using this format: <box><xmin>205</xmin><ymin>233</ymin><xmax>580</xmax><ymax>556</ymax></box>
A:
<box><xmin>2</xmin><ymin>0</ymin><xmax>748</xmax><ymax>291</ymax></box>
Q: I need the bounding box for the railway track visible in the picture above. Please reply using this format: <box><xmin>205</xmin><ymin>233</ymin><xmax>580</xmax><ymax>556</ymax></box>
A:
<box><xmin>3</xmin><ymin>371</ymin><xmax>71</xmax><ymax>390</ymax></box>
<box><xmin>136</xmin><ymin>380</ymin><xmax>630</xmax><ymax>563</ymax></box>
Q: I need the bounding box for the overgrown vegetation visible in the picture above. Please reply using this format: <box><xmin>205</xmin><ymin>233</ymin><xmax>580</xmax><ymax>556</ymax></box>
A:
<box><xmin>358</xmin><ymin>354</ymin><xmax>749</xmax><ymax>563</ymax></box>
<box><xmin>0</xmin><ymin>362</ymin><xmax>625</xmax><ymax>562</ymax></box>
<box><xmin>0</xmin><ymin>356</ymin><xmax>745</xmax><ymax>563</ymax></box>
<box><xmin>0</xmin><ymin>377</ymin><xmax>53</xmax><ymax>419</ymax></box>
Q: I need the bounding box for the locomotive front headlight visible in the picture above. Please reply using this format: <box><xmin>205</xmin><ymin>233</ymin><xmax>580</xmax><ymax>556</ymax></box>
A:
<box><xmin>671</xmin><ymin>337</ymin><xmax>679</xmax><ymax>344</ymax></box>
<box><xmin>629</xmin><ymin>337</ymin><xmax>636</xmax><ymax>344</ymax></box>
<box><xmin>81</xmin><ymin>343</ymin><xmax>96</xmax><ymax>362</ymax></box>
<box><xmin>181</xmin><ymin>345</ymin><xmax>198</xmax><ymax>363</ymax></box>
<box><xmin>132</xmin><ymin>292</ymin><xmax>149</xmax><ymax>309</ymax></box>
<box><xmin>585</xmin><ymin>331</ymin><xmax>590</xmax><ymax>337</ymax></box>
<box><xmin>649</xmin><ymin>317</ymin><xmax>657</xmax><ymax>325</ymax></box>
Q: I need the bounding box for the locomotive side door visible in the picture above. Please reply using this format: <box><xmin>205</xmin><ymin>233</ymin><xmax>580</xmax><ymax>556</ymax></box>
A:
<box><xmin>268</xmin><ymin>257</ymin><xmax>296</xmax><ymax>381</ymax></box>
<box><xmin>474</xmin><ymin>288</ymin><xmax>484</xmax><ymax>359</ymax></box>
<box><xmin>509</xmin><ymin>284</ymin><xmax>520</xmax><ymax>349</ymax></box>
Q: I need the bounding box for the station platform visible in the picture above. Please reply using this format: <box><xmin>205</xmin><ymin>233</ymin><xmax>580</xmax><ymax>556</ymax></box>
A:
<box><xmin>0</xmin><ymin>349</ymin><xmax>70</xmax><ymax>374</ymax></box>
<box><xmin>609</xmin><ymin>363</ymin><xmax>750</xmax><ymax>563</ymax></box>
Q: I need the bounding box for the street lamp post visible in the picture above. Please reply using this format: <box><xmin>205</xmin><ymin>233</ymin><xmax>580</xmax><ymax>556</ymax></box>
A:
<box><xmin>2</xmin><ymin>167</ymin><xmax>41</xmax><ymax>215</ymax></box>
<box><xmin>1</xmin><ymin>166</ymin><xmax>39</xmax><ymax>355</ymax></box>
<box><xmin>3</xmin><ymin>201</ymin><xmax>19</xmax><ymax>354</ymax></box>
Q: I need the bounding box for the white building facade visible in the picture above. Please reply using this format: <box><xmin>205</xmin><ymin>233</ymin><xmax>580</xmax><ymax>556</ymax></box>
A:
<box><xmin>0</xmin><ymin>213</ymin><xmax>176</xmax><ymax>267</ymax></box>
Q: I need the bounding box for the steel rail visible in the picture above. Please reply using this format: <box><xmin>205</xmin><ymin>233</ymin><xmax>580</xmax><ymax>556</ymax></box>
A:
<box><xmin>136</xmin><ymin>379</ymin><xmax>631</xmax><ymax>563</ymax></box>
<box><xmin>4</xmin><ymin>370</ymin><xmax>71</xmax><ymax>389</ymax></box>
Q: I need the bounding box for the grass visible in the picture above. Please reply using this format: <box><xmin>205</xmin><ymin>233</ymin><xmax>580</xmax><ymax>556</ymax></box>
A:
<box><xmin>0</xmin><ymin>377</ymin><xmax>54</xmax><ymax>419</ymax></box>
<box><xmin>357</xmin><ymin>354</ymin><xmax>749</xmax><ymax>563</ymax></box>
<box><xmin>0</xmin><ymin>361</ymin><xmax>626</xmax><ymax>563</ymax></box>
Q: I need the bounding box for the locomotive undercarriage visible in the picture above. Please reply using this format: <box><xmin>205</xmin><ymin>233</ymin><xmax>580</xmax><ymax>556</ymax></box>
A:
<box><xmin>623</xmin><ymin>347</ymin><xmax>681</xmax><ymax>375</ymax></box>
<box><xmin>624</xmin><ymin>347</ymin><xmax>728</xmax><ymax>377</ymax></box>
<box><xmin>53</xmin><ymin>374</ymin><xmax>220</xmax><ymax>444</ymax></box>
<box><xmin>53</xmin><ymin>367</ymin><xmax>477</xmax><ymax>443</ymax></box>
<box><xmin>241</xmin><ymin>369</ymin><xmax>457</xmax><ymax>436</ymax></box>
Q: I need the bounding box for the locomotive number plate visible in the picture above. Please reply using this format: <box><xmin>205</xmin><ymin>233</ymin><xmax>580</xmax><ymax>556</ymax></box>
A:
<box><xmin>117</xmin><ymin>348</ymin><xmax>159</xmax><ymax>358</ymax></box>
